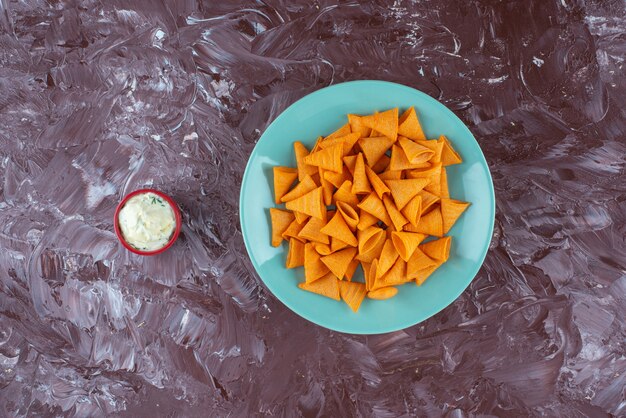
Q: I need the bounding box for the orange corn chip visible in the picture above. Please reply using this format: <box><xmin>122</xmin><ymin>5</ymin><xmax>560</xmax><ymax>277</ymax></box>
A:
<box><xmin>339</xmin><ymin>281</ymin><xmax>367</xmax><ymax>312</ymax></box>
<box><xmin>286</xmin><ymin>238</ymin><xmax>305</xmax><ymax>268</ymax></box>
<box><xmin>333</xmin><ymin>180</ymin><xmax>360</xmax><ymax>208</ymax></box>
<box><xmin>358</xmin><ymin>192</ymin><xmax>393</xmax><ymax>226</ymax></box>
<box><xmin>357</xmin><ymin>226</ymin><xmax>386</xmax><ymax>263</ymax></box>
<box><xmin>270</xmin><ymin>208</ymin><xmax>295</xmax><ymax>247</ymax></box>
<box><xmin>385</xmin><ymin>178</ymin><xmax>429</xmax><ymax>210</ymax></box>
<box><xmin>345</xmin><ymin>258</ymin><xmax>360</xmax><ymax>281</ymax></box>
<box><xmin>416</xmin><ymin>139</ymin><xmax>444</xmax><ymax>163</ymax></box>
<box><xmin>311</xmin><ymin>136</ymin><xmax>323</xmax><ymax>152</ymax></box>
<box><xmin>357</xmin><ymin>209</ymin><xmax>379</xmax><ymax>231</ymax></box>
<box><xmin>303</xmin><ymin>243</ymin><xmax>330</xmax><ymax>283</ymax></box>
<box><xmin>406</xmin><ymin>163</ymin><xmax>442</xmax><ymax>195</ymax></box>
<box><xmin>361</xmin><ymin>108</ymin><xmax>398</xmax><ymax>140</ymax></box>
<box><xmin>367</xmin><ymin>287</ymin><xmax>398</xmax><ymax>300</ymax></box>
<box><xmin>418</xmin><ymin>190</ymin><xmax>440</xmax><ymax>213</ymax></box>
<box><xmin>324</xmin><ymin>165</ymin><xmax>351</xmax><ymax>189</ymax></box>
<box><xmin>378</xmin><ymin>169</ymin><xmax>403</xmax><ymax>181</ymax></box>
<box><xmin>314</xmin><ymin>242</ymin><xmax>333</xmax><ymax>256</ymax></box>
<box><xmin>342</xmin><ymin>155</ymin><xmax>358</xmax><ymax>176</ymax></box>
<box><xmin>376</xmin><ymin>239</ymin><xmax>399</xmax><ymax>279</ymax></box>
<box><xmin>389</xmin><ymin>144</ymin><xmax>430</xmax><ymax>171</ymax></box>
<box><xmin>364</xmin><ymin>165</ymin><xmax>390</xmax><ymax>199</ymax></box>
<box><xmin>439</xmin><ymin>168</ymin><xmax>449</xmax><ymax>199</ymax></box>
<box><xmin>331</xmin><ymin>236</ymin><xmax>350</xmax><ymax>253</ymax></box>
<box><xmin>285</xmin><ymin>187</ymin><xmax>325</xmax><ymax>219</ymax></box>
<box><xmin>401</xmin><ymin>195</ymin><xmax>422</xmax><ymax>227</ymax></box>
<box><xmin>371</xmin><ymin>154</ymin><xmax>390</xmax><ymax>173</ymax></box>
<box><xmin>321</xmin><ymin>247</ymin><xmax>357</xmax><ymax>280</ymax></box>
<box><xmin>406</xmin><ymin>247</ymin><xmax>437</xmax><ymax>279</ymax></box>
<box><xmin>440</xmin><ymin>135</ymin><xmax>462</xmax><ymax>166</ymax></box>
<box><xmin>318</xmin><ymin>168</ymin><xmax>334</xmax><ymax>206</ymax></box>
<box><xmin>358</xmin><ymin>136</ymin><xmax>395</xmax><ymax>167</ymax></box>
<box><xmin>406</xmin><ymin>206</ymin><xmax>443</xmax><ymax>237</ymax></box>
<box><xmin>441</xmin><ymin>198</ymin><xmax>470</xmax><ymax>234</ymax></box>
<box><xmin>294</xmin><ymin>211</ymin><xmax>310</xmax><ymax>224</ymax></box>
<box><xmin>382</xmin><ymin>195</ymin><xmax>408</xmax><ymax>231</ymax></box>
<box><xmin>299</xmin><ymin>271</ymin><xmax>340</xmax><ymax>300</ymax></box>
<box><xmin>398</xmin><ymin>136</ymin><xmax>434</xmax><ymax>164</ymax></box>
<box><xmin>420</xmin><ymin>236</ymin><xmax>452</xmax><ymax>262</ymax></box>
<box><xmin>414</xmin><ymin>262</ymin><xmax>442</xmax><ymax>286</ymax></box>
<box><xmin>320</xmin><ymin>133</ymin><xmax>360</xmax><ymax>156</ymax></box>
<box><xmin>273</xmin><ymin>167</ymin><xmax>298</xmax><ymax>204</ymax></box>
<box><xmin>282</xmin><ymin>218</ymin><xmax>307</xmax><ymax>242</ymax></box>
<box><xmin>398</xmin><ymin>107</ymin><xmax>426</xmax><ymax>141</ymax></box>
<box><xmin>298</xmin><ymin>216</ymin><xmax>330</xmax><ymax>244</ymax></box>
<box><xmin>281</xmin><ymin>175</ymin><xmax>318</xmax><ymax>203</ymax></box>
<box><xmin>351</xmin><ymin>153</ymin><xmax>371</xmax><ymax>195</ymax></box>
<box><xmin>365</xmin><ymin>260</ymin><xmax>377</xmax><ymax>291</ymax></box>
<box><xmin>391</xmin><ymin>231</ymin><xmax>427</xmax><ymax>262</ymax></box>
<box><xmin>294</xmin><ymin>142</ymin><xmax>318</xmax><ymax>181</ymax></box>
<box><xmin>336</xmin><ymin>201</ymin><xmax>359</xmax><ymax>231</ymax></box>
<box><xmin>320</xmin><ymin>211</ymin><xmax>358</xmax><ymax>247</ymax></box>
<box><xmin>373</xmin><ymin>257</ymin><xmax>407</xmax><ymax>289</ymax></box>
<box><xmin>325</xmin><ymin>123</ymin><xmax>351</xmax><ymax>140</ymax></box>
<box><xmin>304</xmin><ymin>144</ymin><xmax>343</xmax><ymax>173</ymax></box>
<box><xmin>348</xmin><ymin>114</ymin><xmax>372</xmax><ymax>138</ymax></box>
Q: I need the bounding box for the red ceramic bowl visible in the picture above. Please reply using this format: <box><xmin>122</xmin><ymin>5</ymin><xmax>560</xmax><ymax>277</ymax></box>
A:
<box><xmin>114</xmin><ymin>188</ymin><xmax>182</xmax><ymax>256</ymax></box>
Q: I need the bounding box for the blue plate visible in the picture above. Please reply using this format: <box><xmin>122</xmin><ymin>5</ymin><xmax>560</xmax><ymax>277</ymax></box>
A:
<box><xmin>239</xmin><ymin>80</ymin><xmax>494</xmax><ymax>334</ymax></box>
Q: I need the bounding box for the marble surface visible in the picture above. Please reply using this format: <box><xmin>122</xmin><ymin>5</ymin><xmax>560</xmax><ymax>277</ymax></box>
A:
<box><xmin>1</xmin><ymin>0</ymin><xmax>625</xmax><ymax>416</ymax></box>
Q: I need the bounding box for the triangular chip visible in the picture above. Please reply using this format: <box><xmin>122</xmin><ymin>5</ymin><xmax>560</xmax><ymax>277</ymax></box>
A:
<box><xmin>406</xmin><ymin>206</ymin><xmax>443</xmax><ymax>237</ymax></box>
<box><xmin>299</xmin><ymin>271</ymin><xmax>340</xmax><ymax>300</ymax></box>
<box><xmin>325</xmin><ymin>123</ymin><xmax>351</xmax><ymax>140</ymax></box>
<box><xmin>398</xmin><ymin>107</ymin><xmax>426</xmax><ymax>141</ymax></box>
<box><xmin>351</xmin><ymin>153</ymin><xmax>371</xmax><ymax>195</ymax></box>
<box><xmin>378</xmin><ymin>169</ymin><xmax>403</xmax><ymax>181</ymax></box>
<box><xmin>358</xmin><ymin>136</ymin><xmax>395</xmax><ymax>166</ymax></box>
<box><xmin>348</xmin><ymin>114</ymin><xmax>372</xmax><ymax>138</ymax></box>
<box><xmin>318</xmin><ymin>168</ymin><xmax>334</xmax><ymax>206</ymax></box>
<box><xmin>342</xmin><ymin>155</ymin><xmax>358</xmax><ymax>176</ymax></box>
<box><xmin>324</xmin><ymin>165</ymin><xmax>351</xmax><ymax>189</ymax></box>
<box><xmin>418</xmin><ymin>190</ymin><xmax>440</xmax><ymax>213</ymax></box>
<box><xmin>294</xmin><ymin>211</ymin><xmax>310</xmax><ymax>224</ymax></box>
<box><xmin>293</xmin><ymin>142</ymin><xmax>318</xmax><ymax>181</ymax></box>
<box><xmin>406</xmin><ymin>247</ymin><xmax>437</xmax><ymax>279</ymax></box>
<box><xmin>401</xmin><ymin>195</ymin><xmax>422</xmax><ymax>227</ymax></box>
<box><xmin>385</xmin><ymin>178</ymin><xmax>430</xmax><ymax>210</ymax></box>
<box><xmin>273</xmin><ymin>167</ymin><xmax>298</xmax><ymax>204</ymax></box>
<box><xmin>298</xmin><ymin>216</ymin><xmax>330</xmax><ymax>244</ymax></box>
<box><xmin>286</xmin><ymin>238</ymin><xmax>305</xmax><ymax>268</ymax></box>
<box><xmin>321</xmin><ymin>247</ymin><xmax>357</xmax><ymax>280</ymax></box>
<box><xmin>333</xmin><ymin>180</ymin><xmax>359</xmax><ymax>208</ymax></box>
<box><xmin>361</xmin><ymin>108</ymin><xmax>398</xmax><ymax>140</ymax></box>
<box><xmin>419</xmin><ymin>236</ymin><xmax>452</xmax><ymax>262</ymax></box>
<box><xmin>440</xmin><ymin>135</ymin><xmax>462</xmax><ymax>166</ymax></box>
<box><xmin>357</xmin><ymin>209</ymin><xmax>379</xmax><ymax>231</ymax></box>
<box><xmin>366</xmin><ymin>260</ymin><xmax>377</xmax><ymax>291</ymax></box>
<box><xmin>304</xmin><ymin>144</ymin><xmax>343</xmax><ymax>172</ymax></box>
<box><xmin>281</xmin><ymin>175</ymin><xmax>318</xmax><ymax>203</ymax></box>
<box><xmin>398</xmin><ymin>136</ymin><xmax>434</xmax><ymax>164</ymax></box>
<box><xmin>356</xmin><ymin>226</ymin><xmax>386</xmax><ymax>263</ymax></box>
<box><xmin>303</xmin><ymin>243</ymin><xmax>330</xmax><ymax>283</ymax></box>
<box><xmin>339</xmin><ymin>281</ymin><xmax>367</xmax><ymax>312</ymax></box>
<box><xmin>414</xmin><ymin>262</ymin><xmax>442</xmax><ymax>286</ymax></box>
<box><xmin>389</xmin><ymin>144</ymin><xmax>430</xmax><ymax>171</ymax></box>
<box><xmin>320</xmin><ymin>133</ymin><xmax>360</xmax><ymax>156</ymax></box>
<box><xmin>367</xmin><ymin>287</ymin><xmax>398</xmax><ymax>300</ymax></box>
<box><xmin>391</xmin><ymin>231</ymin><xmax>427</xmax><ymax>262</ymax></box>
<box><xmin>320</xmin><ymin>211</ymin><xmax>358</xmax><ymax>247</ymax></box>
<box><xmin>357</xmin><ymin>192</ymin><xmax>393</xmax><ymax>226</ymax></box>
<box><xmin>270</xmin><ymin>208</ymin><xmax>295</xmax><ymax>247</ymax></box>
<box><xmin>416</xmin><ymin>139</ymin><xmax>443</xmax><ymax>163</ymax></box>
<box><xmin>314</xmin><ymin>242</ymin><xmax>333</xmax><ymax>256</ymax></box>
<box><xmin>382</xmin><ymin>195</ymin><xmax>408</xmax><ymax>231</ymax></box>
<box><xmin>331</xmin><ymin>236</ymin><xmax>350</xmax><ymax>253</ymax></box>
<box><xmin>376</xmin><ymin>239</ymin><xmax>399</xmax><ymax>279</ymax></box>
<box><xmin>364</xmin><ymin>164</ymin><xmax>390</xmax><ymax>199</ymax></box>
<box><xmin>345</xmin><ymin>258</ymin><xmax>360</xmax><ymax>281</ymax></box>
<box><xmin>336</xmin><ymin>201</ymin><xmax>359</xmax><ymax>231</ymax></box>
<box><xmin>285</xmin><ymin>187</ymin><xmax>325</xmax><ymax>219</ymax></box>
<box><xmin>441</xmin><ymin>198</ymin><xmax>470</xmax><ymax>234</ymax></box>
<box><xmin>282</xmin><ymin>218</ymin><xmax>306</xmax><ymax>242</ymax></box>
<box><xmin>373</xmin><ymin>257</ymin><xmax>407</xmax><ymax>289</ymax></box>
<box><xmin>370</xmin><ymin>154</ymin><xmax>388</xmax><ymax>172</ymax></box>
<box><xmin>440</xmin><ymin>167</ymin><xmax>449</xmax><ymax>198</ymax></box>
<box><xmin>406</xmin><ymin>163</ymin><xmax>442</xmax><ymax>195</ymax></box>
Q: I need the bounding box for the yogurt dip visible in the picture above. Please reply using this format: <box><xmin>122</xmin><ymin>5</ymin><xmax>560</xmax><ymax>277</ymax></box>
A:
<box><xmin>118</xmin><ymin>192</ymin><xmax>176</xmax><ymax>251</ymax></box>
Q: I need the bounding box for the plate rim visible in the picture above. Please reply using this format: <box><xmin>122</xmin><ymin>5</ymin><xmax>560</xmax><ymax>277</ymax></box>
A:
<box><xmin>239</xmin><ymin>79</ymin><xmax>495</xmax><ymax>334</ymax></box>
